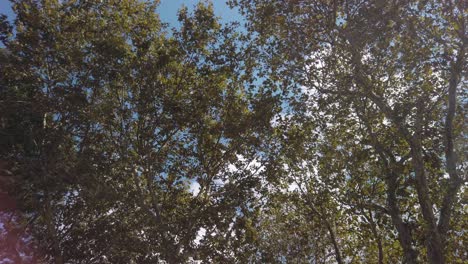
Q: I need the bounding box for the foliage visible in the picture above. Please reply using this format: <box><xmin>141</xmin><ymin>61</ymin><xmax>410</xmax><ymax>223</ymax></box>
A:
<box><xmin>0</xmin><ymin>0</ymin><xmax>273</xmax><ymax>262</ymax></box>
<box><xmin>232</xmin><ymin>0</ymin><xmax>467</xmax><ymax>263</ymax></box>
<box><xmin>0</xmin><ymin>0</ymin><xmax>466</xmax><ymax>263</ymax></box>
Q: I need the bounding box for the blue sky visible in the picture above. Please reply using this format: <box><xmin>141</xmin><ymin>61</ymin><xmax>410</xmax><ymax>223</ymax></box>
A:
<box><xmin>159</xmin><ymin>0</ymin><xmax>241</xmax><ymax>26</ymax></box>
<box><xmin>0</xmin><ymin>0</ymin><xmax>13</xmax><ymax>20</ymax></box>
<box><xmin>0</xmin><ymin>0</ymin><xmax>241</xmax><ymax>25</ymax></box>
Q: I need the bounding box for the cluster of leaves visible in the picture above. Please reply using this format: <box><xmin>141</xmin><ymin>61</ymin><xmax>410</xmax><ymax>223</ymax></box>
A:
<box><xmin>231</xmin><ymin>0</ymin><xmax>467</xmax><ymax>263</ymax></box>
<box><xmin>0</xmin><ymin>0</ymin><xmax>466</xmax><ymax>263</ymax></box>
<box><xmin>0</xmin><ymin>0</ymin><xmax>278</xmax><ymax>263</ymax></box>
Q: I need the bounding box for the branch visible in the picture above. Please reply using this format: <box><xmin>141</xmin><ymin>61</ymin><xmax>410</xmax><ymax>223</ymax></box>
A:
<box><xmin>438</xmin><ymin>41</ymin><xmax>466</xmax><ymax>238</ymax></box>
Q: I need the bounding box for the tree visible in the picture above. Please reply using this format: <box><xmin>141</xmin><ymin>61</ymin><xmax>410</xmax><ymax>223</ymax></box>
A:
<box><xmin>1</xmin><ymin>0</ymin><xmax>274</xmax><ymax>262</ymax></box>
<box><xmin>2</xmin><ymin>0</ymin><xmax>466</xmax><ymax>263</ymax></box>
<box><xmin>232</xmin><ymin>0</ymin><xmax>466</xmax><ymax>262</ymax></box>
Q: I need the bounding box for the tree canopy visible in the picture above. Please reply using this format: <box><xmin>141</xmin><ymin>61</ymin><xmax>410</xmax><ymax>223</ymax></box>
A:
<box><xmin>0</xmin><ymin>0</ymin><xmax>466</xmax><ymax>263</ymax></box>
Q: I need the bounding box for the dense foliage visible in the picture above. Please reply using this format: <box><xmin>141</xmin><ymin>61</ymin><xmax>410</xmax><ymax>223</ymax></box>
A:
<box><xmin>0</xmin><ymin>0</ymin><xmax>466</xmax><ymax>263</ymax></box>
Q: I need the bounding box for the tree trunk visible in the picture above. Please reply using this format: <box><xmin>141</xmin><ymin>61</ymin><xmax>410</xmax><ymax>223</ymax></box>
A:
<box><xmin>409</xmin><ymin>137</ymin><xmax>445</xmax><ymax>264</ymax></box>
<box><xmin>438</xmin><ymin>44</ymin><xmax>465</xmax><ymax>244</ymax></box>
<box><xmin>386</xmin><ymin>171</ymin><xmax>418</xmax><ymax>264</ymax></box>
<box><xmin>325</xmin><ymin>221</ymin><xmax>344</xmax><ymax>264</ymax></box>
